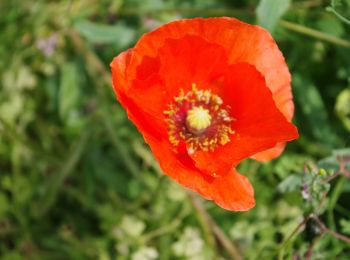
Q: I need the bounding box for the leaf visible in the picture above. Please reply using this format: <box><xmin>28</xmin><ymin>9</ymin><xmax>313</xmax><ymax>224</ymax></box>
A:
<box><xmin>340</xmin><ymin>219</ymin><xmax>350</xmax><ymax>234</ymax></box>
<box><xmin>277</xmin><ymin>175</ymin><xmax>302</xmax><ymax>193</ymax></box>
<box><xmin>59</xmin><ymin>62</ymin><xmax>79</xmax><ymax>124</ymax></box>
<box><xmin>74</xmin><ymin>20</ymin><xmax>135</xmax><ymax>47</ymax></box>
<box><xmin>331</xmin><ymin>0</ymin><xmax>346</xmax><ymax>7</ymax></box>
<box><xmin>256</xmin><ymin>0</ymin><xmax>291</xmax><ymax>32</ymax></box>
<box><xmin>317</xmin><ymin>15</ymin><xmax>344</xmax><ymax>37</ymax></box>
<box><xmin>335</xmin><ymin>88</ymin><xmax>350</xmax><ymax>132</ymax></box>
<box><xmin>318</xmin><ymin>148</ymin><xmax>350</xmax><ymax>172</ymax></box>
<box><xmin>293</xmin><ymin>74</ymin><xmax>340</xmax><ymax>147</ymax></box>
<box><xmin>0</xmin><ymin>193</ymin><xmax>9</xmax><ymax>217</ymax></box>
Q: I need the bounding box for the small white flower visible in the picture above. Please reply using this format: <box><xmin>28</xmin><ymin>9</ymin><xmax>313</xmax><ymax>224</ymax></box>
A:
<box><xmin>121</xmin><ymin>215</ymin><xmax>146</xmax><ymax>237</ymax></box>
<box><xmin>132</xmin><ymin>247</ymin><xmax>158</xmax><ymax>260</ymax></box>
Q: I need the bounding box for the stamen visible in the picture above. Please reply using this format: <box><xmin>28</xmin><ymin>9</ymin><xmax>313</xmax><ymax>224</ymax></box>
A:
<box><xmin>164</xmin><ymin>84</ymin><xmax>235</xmax><ymax>152</ymax></box>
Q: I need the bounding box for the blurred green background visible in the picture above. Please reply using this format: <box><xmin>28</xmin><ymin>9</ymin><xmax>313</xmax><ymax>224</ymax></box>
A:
<box><xmin>1</xmin><ymin>0</ymin><xmax>350</xmax><ymax>259</ymax></box>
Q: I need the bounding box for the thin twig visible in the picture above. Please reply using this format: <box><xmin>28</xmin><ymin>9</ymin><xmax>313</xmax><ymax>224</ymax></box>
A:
<box><xmin>311</xmin><ymin>215</ymin><xmax>350</xmax><ymax>244</ymax></box>
<box><xmin>141</xmin><ymin>206</ymin><xmax>185</xmax><ymax>243</ymax></box>
<box><xmin>323</xmin><ymin>171</ymin><xmax>341</xmax><ymax>183</ymax></box>
<box><xmin>279</xmin><ymin>188</ymin><xmax>329</xmax><ymax>258</ymax></box>
<box><xmin>282</xmin><ymin>217</ymin><xmax>308</xmax><ymax>249</ymax></box>
<box><xmin>187</xmin><ymin>192</ymin><xmax>218</xmax><ymax>257</ymax></box>
<box><xmin>187</xmin><ymin>192</ymin><xmax>242</xmax><ymax>260</ymax></box>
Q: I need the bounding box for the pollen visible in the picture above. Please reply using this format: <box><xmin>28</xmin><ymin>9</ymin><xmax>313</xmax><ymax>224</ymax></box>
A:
<box><xmin>164</xmin><ymin>84</ymin><xmax>235</xmax><ymax>152</ymax></box>
<box><xmin>186</xmin><ymin>106</ymin><xmax>212</xmax><ymax>132</ymax></box>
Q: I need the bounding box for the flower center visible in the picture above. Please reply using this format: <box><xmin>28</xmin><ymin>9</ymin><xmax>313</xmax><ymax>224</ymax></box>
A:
<box><xmin>186</xmin><ymin>106</ymin><xmax>212</xmax><ymax>134</ymax></box>
<box><xmin>164</xmin><ymin>84</ymin><xmax>235</xmax><ymax>153</ymax></box>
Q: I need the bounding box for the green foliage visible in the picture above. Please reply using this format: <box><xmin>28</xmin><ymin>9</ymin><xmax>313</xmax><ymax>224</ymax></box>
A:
<box><xmin>1</xmin><ymin>0</ymin><xmax>350</xmax><ymax>259</ymax></box>
<box><xmin>293</xmin><ymin>74</ymin><xmax>341</xmax><ymax>148</ymax></box>
<box><xmin>75</xmin><ymin>20</ymin><xmax>136</xmax><ymax>46</ymax></box>
<box><xmin>335</xmin><ymin>87</ymin><xmax>350</xmax><ymax>131</ymax></box>
<box><xmin>59</xmin><ymin>62</ymin><xmax>81</xmax><ymax>126</ymax></box>
<box><xmin>256</xmin><ymin>0</ymin><xmax>291</xmax><ymax>32</ymax></box>
<box><xmin>340</xmin><ymin>219</ymin><xmax>350</xmax><ymax>234</ymax></box>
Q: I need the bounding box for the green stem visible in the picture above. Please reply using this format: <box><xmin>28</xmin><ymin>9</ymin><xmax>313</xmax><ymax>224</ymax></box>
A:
<box><xmin>37</xmin><ymin>130</ymin><xmax>90</xmax><ymax>216</ymax></box>
<box><xmin>279</xmin><ymin>20</ymin><xmax>350</xmax><ymax>48</ymax></box>
<box><xmin>278</xmin><ymin>216</ymin><xmax>310</xmax><ymax>259</ymax></box>
<box><xmin>187</xmin><ymin>192</ymin><xmax>243</xmax><ymax>260</ymax></box>
<box><xmin>118</xmin><ymin>7</ymin><xmax>249</xmax><ymax>17</ymax></box>
<box><xmin>140</xmin><ymin>206</ymin><xmax>185</xmax><ymax>243</ymax></box>
<box><xmin>326</xmin><ymin>7</ymin><xmax>350</xmax><ymax>26</ymax></box>
<box><xmin>118</xmin><ymin>3</ymin><xmax>323</xmax><ymax>17</ymax></box>
<box><xmin>103</xmin><ymin>114</ymin><xmax>140</xmax><ymax>177</ymax></box>
<box><xmin>327</xmin><ymin>177</ymin><xmax>346</xmax><ymax>231</ymax></box>
<box><xmin>187</xmin><ymin>192</ymin><xmax>217</xmax><ymax>254</ymax></box>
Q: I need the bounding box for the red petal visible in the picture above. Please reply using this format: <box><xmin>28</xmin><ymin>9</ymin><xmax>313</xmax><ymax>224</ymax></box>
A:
<box><xmin>251</xmin><ymin>142</ymin><xmax>286</xmax><ymax>162</ymax></box>
<box><xmin>146</xmin><ymin>134</ymin><xmax>255</xmax><ymax>211</ymax></box>
<box><xmin>111</xmin><ymin>49</ymin><xmax>132</xmax><ymax>94</ymax></box>
<box><xmin>128</xmin><ymin>17</ymin><xmax>294</xmax><ymax>160</ymax></box>
<box><xmin>189</xmin><ymin>63</ymin><xmax>298</xmax><ymax>176</ymax></box>
<box><xmin>127</xmin><ymin>35</ymin><xmax>228</xmax><ymax>118</ymax></box>
<box><xmin>207</xmin><ymin>168</ymin><xmax>255</xmax><ymax>211</ymax></box>
<box><xmin>156</xmin><ymin>35</ymin><xmax>227</xmax><ymax>98</ymax></box>
<box><xmin>111</xmin><ymin>50</ymin><xmax>167</xmax><ymax>140</ymax></box>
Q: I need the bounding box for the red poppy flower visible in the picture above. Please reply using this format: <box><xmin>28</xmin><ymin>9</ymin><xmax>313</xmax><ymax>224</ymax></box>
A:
<box><xmin>110</xmin><ymin>17</ymin><xmax>298</xmax><ymax>211</ymax></box>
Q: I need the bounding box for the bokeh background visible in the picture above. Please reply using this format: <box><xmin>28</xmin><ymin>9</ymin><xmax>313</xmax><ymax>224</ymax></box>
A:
<box><xmin>1</xmin><ymin>0</ymin><xmax>350</xmax><ymax>259</ymax></box>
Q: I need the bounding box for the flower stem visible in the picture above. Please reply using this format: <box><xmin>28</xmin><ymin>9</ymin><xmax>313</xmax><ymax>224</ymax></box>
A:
<box><xmin>280</xmin><ymin>20</ymin><xmax>350</xmax><ymax>48</ymax></box>
<box><xmin>187</xmin><ymin>192</ymin><xmax>242</xmax><ymax>260</ymax></box>
<box><xmin>326</xmin><ymin>6</ymin><xmax>350</xmax><ymax>26</ymax></box>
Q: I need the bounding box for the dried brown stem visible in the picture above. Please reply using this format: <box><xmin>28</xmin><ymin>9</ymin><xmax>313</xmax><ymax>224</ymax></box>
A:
<box><xmin>311</xmin><ymin>215</ymin><xmax>350</xmax><ymax>244</ymax></box>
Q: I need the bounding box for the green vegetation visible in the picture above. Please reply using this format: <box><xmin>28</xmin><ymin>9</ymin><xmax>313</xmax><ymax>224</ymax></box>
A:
<box><xmin>1</xmin><ymin>0</ymin><xmax>350</xmax><ymax>259</ymax></box>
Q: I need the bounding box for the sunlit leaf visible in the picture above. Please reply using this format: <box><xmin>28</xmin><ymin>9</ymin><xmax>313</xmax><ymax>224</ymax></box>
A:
<box><xmin>75</xmin><ymin>20</ymin><xmax>135</xmax><ymax>47</ymax></box>
<box><xmin>59</xmin><ymin>62</ymin><xmax>79</xmax><ymax>124</ymax></box>
<box><xmin>335</xmin><ymin>88</ymin><xmax>350</xmax><ymax>132</ymax></box>
<box><xmin>340</xmin><ymin>219</ymin><xmax>350</xmax><ymax>234</ymax></box>
<box><xmin>256</xmin><ymin>0</ymin><xmax>291</xmax><ymax>32</ymax></box>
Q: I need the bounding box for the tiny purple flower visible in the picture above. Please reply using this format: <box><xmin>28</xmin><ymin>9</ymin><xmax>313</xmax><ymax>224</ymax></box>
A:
<box><xmin>36</xmin><ymin>34</ymin><xmax>58</xmax><ymax>57</ymax></box>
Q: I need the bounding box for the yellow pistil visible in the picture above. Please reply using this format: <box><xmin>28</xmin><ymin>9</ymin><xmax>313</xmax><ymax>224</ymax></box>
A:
<box><xmin>186</xmin><ymin>106</ymin><xmax>212</xmax><ymax>132</ymax></box>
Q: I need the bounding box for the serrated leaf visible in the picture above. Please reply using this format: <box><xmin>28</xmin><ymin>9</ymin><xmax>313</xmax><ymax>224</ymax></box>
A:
<box><xmin>256</xmin><ymin>0</ymin><xmax>291</xmax><ymax>32</ymax></box>
<box><xmin>74</xmin><ymin>20</ymin><xmax>135</xmax><ymax>47</ymax></box>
